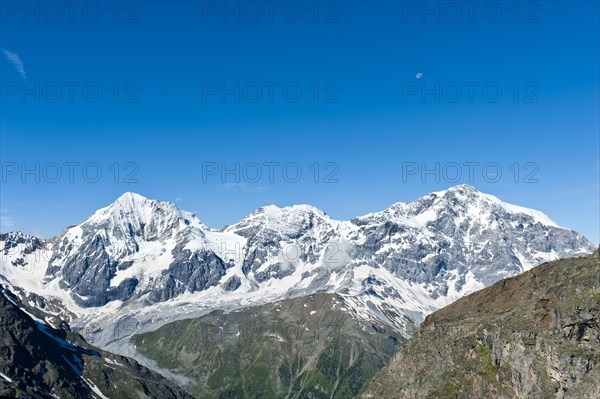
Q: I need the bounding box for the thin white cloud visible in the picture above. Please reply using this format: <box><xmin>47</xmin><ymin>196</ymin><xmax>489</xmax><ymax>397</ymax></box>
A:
<box><xmin>0</xmin><ymin>216</ymin><xmax>15</xmax><ymax>229</ymax></box>
<box><xmin>218</xmin><ymin>183</ymin><xmax>269</xmax><ymax>193</ymax></box>
<box><xmin>31</xmin><ymin>229</ymin><xmax>47</xmax><ymax>239</ymax></box>
<box><xmin>2</xmin><ymin>49</ymin><xmax>26</xmax><ymax>79</ymax></box>
<box><xmin>0</xmin><ymin>208</ymin><xmax>15</xmax><ymax>231</ymax></box>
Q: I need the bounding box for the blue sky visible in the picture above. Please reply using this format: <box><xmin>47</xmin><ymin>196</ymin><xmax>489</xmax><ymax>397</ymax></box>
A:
<box><xmin>1</xmin><ymin>0</ymin><xmax>599</xmax><ymax>243</ymax></box>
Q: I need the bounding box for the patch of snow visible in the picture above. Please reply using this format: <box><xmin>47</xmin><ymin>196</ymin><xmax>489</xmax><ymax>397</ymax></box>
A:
<box><xmin>0</xmin><ymin>372</ymin><xmax>12</xmax><ymax>383</ymax></box>
<box><xmin>104</xmin><ymin>358</ymin><xmax>122</xmax><ymax>367</ymax></box>
<box><xmin>82</xmin><ymin>377</ymin><xmax>109</xmax><ymax>399</ymax></box>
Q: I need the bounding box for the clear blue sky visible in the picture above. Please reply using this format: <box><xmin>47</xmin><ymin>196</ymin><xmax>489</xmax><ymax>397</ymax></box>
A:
<box><xmin>1</xmin><ymin>1</ymin><xmax>598</xmax><ymax>244</ymax></box>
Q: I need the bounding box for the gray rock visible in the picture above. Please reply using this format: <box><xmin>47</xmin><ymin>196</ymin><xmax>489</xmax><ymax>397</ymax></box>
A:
<box><xmin>222</xmin><ymin>276</ymin><xmax>241</xmax><ymax>291</ymax></box>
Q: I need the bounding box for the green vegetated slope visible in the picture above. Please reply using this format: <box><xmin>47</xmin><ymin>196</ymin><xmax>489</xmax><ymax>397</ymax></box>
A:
<box><xmin>360</xmin><ymin>250</ymin><xmax>600</xmax><ymax>399</ymax></box>
<box><xmin>133</xmin><ymin>293</ymin><xmax>405</xmax><ymax>398</ymax></box>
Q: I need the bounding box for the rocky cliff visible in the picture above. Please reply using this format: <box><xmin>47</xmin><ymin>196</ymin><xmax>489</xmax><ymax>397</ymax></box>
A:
<box><xmin>360</xmin><ymin>250</ymin><xmax>600</xmax><ymax>398</ymax></box>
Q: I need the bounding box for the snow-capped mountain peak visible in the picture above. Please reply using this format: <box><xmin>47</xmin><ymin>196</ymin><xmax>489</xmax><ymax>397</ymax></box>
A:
<box><xmin>261</xmin><ymin>203</ymin><xmax>330</xmax><ymax>217</ymax></box>
<box><xmin>85</xmin><ymin>192</ymin><xmax>205</xmax><ymax>239</ymax></box>
<box><xmin>241</xmin><ymin>203</ymin><xmax>332</xmax><ymax>223</ymax></box>
<box><xmin>358</xmin><ymin>184</ymin><xmax>558</xmax><ymax>229</ymax></box>
<box><xmin>434</xmin><ymin>184</ymin><xmax>558</xmax><ymax>226</ymax></box>
<box><xmin>0</xmin><ymin>186</ymin><xmax>595</xmax><ymax>352</ymax></box>
<box><xmin>225</xmin><ymin>203</ymin><xmax>338</xmax><ymax>240</ymax></box>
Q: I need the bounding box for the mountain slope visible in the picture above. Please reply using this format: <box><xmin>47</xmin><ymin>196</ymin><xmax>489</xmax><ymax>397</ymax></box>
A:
<box><xmin>132</xmin><ymin>293</ymin><xmax>406</xmax><ymax>399</ymax></box>
<box><xmin>0</xmin><ymin>286</ymin><xmax>193</xmax><ymax>399</ymax></box>
<box><xmin>0</xmin><ymin>185</ymin><xmax>594</xmax><ymax>360</ymax></box>
<box><xmin>45</xmin><ymin>191</ymin><xmax>224</xmax><ymax>307</ymax></box>
<box><xmin>360</xmin><ymin>250</ymin><xmax>600</xmax><ymax>399</ymax></box>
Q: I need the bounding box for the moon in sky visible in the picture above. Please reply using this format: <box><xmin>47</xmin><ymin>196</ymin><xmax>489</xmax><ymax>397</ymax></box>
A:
<box><xmin>416</xmin><ymin>72</ymin><xmax>424</xmax><ymax>79</ymax></box>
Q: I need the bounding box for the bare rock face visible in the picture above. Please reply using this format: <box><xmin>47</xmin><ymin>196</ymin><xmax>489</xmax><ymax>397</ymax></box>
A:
<box><xmin>360</xmin><ymin>252</ymin><xmax>600</xmax><ymax>399</ymax></box>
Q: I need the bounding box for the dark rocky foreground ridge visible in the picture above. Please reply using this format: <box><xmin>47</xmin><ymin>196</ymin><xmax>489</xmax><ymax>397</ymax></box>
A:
<box><xmin>359</xmin><ymin>250</ymin><xmax>600</xmax><ymax>399</ymax></box>
<box><xmin>0</xmin><ymin>287</ymin><xmax>193</xmax><ymax>399</ymax></box>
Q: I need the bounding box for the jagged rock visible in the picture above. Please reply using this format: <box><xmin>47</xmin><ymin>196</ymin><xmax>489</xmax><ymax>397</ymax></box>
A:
<box><xmin>0</xmin><ymin>287</ymin><xmax>193</xmax><ymax>399</ymax></box>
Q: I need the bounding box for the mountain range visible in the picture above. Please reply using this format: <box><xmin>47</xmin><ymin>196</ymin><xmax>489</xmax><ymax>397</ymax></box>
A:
<box><xmin>0</xmin><ymin>184</ymin><xmax>595</xmax><ymax>396</ymax></box>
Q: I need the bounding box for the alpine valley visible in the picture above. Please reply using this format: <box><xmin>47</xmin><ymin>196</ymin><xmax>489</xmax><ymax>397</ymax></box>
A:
<box><xmin>0</xmin><ymin>184</ymin><xmax>596</xmax><ymax>398</ymax></box>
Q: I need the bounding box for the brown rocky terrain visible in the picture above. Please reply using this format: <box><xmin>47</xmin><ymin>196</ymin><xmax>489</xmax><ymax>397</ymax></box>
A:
<box><xmin>360</xmin><ymin>250</ymin><xmax>600</xmax><ymax>398</ymax></box>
